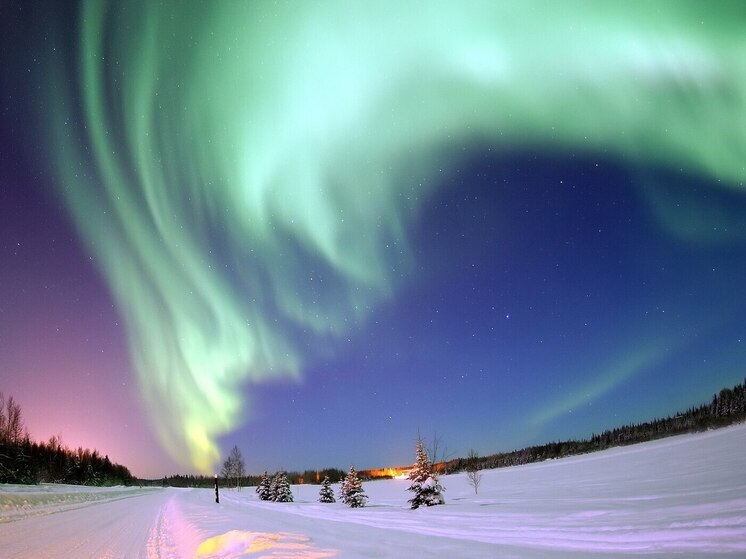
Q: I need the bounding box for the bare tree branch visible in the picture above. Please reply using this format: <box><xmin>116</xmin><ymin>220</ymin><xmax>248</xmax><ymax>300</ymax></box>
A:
<box><xmin>466</xmin><ymin>448</ymin><xmax>483</xmax><ymax>495</ymax></box>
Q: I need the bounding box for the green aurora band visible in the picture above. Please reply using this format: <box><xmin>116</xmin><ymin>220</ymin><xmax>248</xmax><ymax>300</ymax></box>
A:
<box><xmin>41</xmin><ymin>1</ymin><xmax>745</xmax><ymax>472</ymax></box>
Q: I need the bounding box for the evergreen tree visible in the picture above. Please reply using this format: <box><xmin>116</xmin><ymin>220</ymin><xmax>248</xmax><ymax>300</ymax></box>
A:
<box><xmin>407</xmin><ymin>436</ymin><xmax>445</xmax><ymax>509</ymax></box>
<box><xmin>337</xmin><ymin>477</ymin><xmax>346</xmax><ymax>502</ymax></box>
<box><xmin>273</xmin><ymin>471</ymin><xmax>293</xmax><ymax>502</ymax></box>
<box><xmin>269</xmin><ymin>472</ymin><xmax>279</xmax><ymax>500</ymax></box>
<box><xmin>318</xmin><ymin>475</ymin><xmax>336</xmax><ymax>503</ymax></box>
<box><xmin>256</xmin><ymin>471</ymin><xmax>272</xmax><ymax>501</ymax></box>
<box><xmin>340</xmin><ymin>465</ymin><xmax>367</xmax><ymax>508</ymax></box>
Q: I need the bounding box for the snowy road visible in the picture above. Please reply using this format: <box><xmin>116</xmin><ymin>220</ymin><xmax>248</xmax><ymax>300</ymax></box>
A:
<box><xmin>1</xmin><ymin>424</ymin><xmax>745</xmax><ymax>557</ymax></box>
<box><xmin>0</xmin><ymin>488</ymin><xmax>172</xmax><ymax>557</ymax></box>
<box><xmin>0</xmin><ymin>486</ymin><xmax>508</xmax><ymax>558</ymax></box>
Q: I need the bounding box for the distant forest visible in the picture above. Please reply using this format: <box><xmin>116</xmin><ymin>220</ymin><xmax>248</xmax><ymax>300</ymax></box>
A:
<box><xmin>160</xmin><ymin>467</ymin><xmax>347</xmax><ymax>489</ymax></box>
<box><xmin>2</xmin><ymin>380</ymin><xmax>744</xmax><ymax>487</ymax></box>
<box><xmin>0</xmin><ymin>393</ymin><xmax>133</xmax><ymax>485</ymax></box>
<box><xmin>441</xmin><ymin>378</ymin><xmax>746</xmax><ymax>474</ymax></box>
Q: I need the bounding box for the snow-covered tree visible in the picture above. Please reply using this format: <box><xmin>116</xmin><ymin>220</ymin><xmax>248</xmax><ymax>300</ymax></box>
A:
<box><xmin>337</xmin><ymin>478</ymin><xmax>345</xmax><ymax>502</ymax></box>
<box><xmin>318</xmin><ymin>475</ymin><xmax>336</xmax><ymax>503</ymax></box>
<box><xmin>256</xmin><ymin>471</ymin><xmax>272</xmax><ymax>501</ymax></box>
<box><xmin>273</xmin><ymin>471</ymin><xmax>293</xmax><ymax>502</ymax></box>
<box><xmin>407</xmin><ymin>436</ymin><xmax>445</xmax><ymax>509</ymax></box>
<box><xmin>269</xmin><ymin>472</ymin><xmax>279</xmax><ymax>500</ymax></box>
<box><xmin>340</xmin><ymin>466</ymin><xmax>367</xmax><ymax>508</ymax></box>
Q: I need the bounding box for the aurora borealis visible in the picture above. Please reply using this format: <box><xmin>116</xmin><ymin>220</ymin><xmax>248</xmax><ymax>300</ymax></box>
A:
<box><xmin>2</xmin><ymin>1</ymin><xmax>746</xmax><ymax>477</ymax></box>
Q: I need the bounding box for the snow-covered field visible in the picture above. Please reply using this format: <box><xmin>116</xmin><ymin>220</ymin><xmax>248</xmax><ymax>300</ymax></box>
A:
<box><xmin>2</xmin><ymin>423</ymin><xmax>745</xmax><ymax>558</ymax></box>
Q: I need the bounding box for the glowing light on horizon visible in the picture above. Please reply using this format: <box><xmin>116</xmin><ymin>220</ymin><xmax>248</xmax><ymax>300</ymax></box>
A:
<box><xmin>39</xmin><ymin>1</ymin><xmax>746</xmax><ymax>472</ymax></box>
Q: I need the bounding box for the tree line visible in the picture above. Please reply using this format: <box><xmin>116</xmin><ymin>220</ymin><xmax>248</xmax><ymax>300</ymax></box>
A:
<box><xmin>160</xmin><ymin>467</ymin><xmax>347</xmax><ymax>488</ymax></box>
<box><xmin>442</xmin><ymin>378</ymin><xmax>746</xmax><ymax>474</ymax></box>
<box><xmin>0</xmin><ymin>393</ymin><xmax>133</xmax><ymax>485</ymax></box>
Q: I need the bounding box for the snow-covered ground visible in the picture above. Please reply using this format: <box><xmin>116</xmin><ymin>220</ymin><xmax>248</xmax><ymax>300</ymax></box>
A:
<box><xmin>0</xmin><ymin>483</ymin><xmax>156</xmax><ymax>523</ymax></box>
<box><xmin>1</xmin><ymin>423</ymin><xmax>745</xmax><ymax>557</ymax></box>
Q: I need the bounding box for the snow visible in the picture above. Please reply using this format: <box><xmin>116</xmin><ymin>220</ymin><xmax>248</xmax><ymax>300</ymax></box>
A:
<box><xmin>0</xmin><ymin>483</ymin><xmax>156</xmax><ymax>522</ymax></box>
<box><xmin>1</xmin><ymin>423</ymin><xmax>745</xmax><ymax>557</ymax></box>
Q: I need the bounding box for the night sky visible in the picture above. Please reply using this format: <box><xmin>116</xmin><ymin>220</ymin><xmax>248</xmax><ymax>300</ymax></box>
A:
<box><xmin>2</xmin><ymin>1</ymin><xmax>745</xmax><ymax>479</ymax></box>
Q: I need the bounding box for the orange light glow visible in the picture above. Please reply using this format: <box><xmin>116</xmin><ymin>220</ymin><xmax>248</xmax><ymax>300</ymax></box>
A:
<box><xmin>364</xmin><ymin>467</ymin><xmax>410</xmax><ymax>479</ymax></box>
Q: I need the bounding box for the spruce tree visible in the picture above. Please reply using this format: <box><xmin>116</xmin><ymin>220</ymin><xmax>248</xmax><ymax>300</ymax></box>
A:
<box><xmin>340</xmin><ymin>466</ymin><xmax>367</xmax><ymax>508</ymax></box>
<box><xmin>407</xmin><ymin>437</ymin><xmax>445</xmax><ymax>509</ymax></box>
<box><xmin>256</xmin><ymin>471</ymin><xmax>272</xmax><ymax>501</ymax></box>
<box><xmin>273</xmin><ymin>471</ymin><xmax>293</xmax><ymax>502</ymax></box>
<box><xmin>337</xmin><ymin>476</ymin><xmax>347</xmax><ymax>502</ymax></box>
<box><xmin>269</xmin><ymin>472</ymin><xmax>279</xmax><ymax>501</ymax></box>
<box><xmin>318</xmin><ymin>475</ymin><xmax>336</xmax><ymax>503</ymax></box>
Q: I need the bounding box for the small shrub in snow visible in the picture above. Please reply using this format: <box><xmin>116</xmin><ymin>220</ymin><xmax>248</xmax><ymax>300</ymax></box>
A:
<box><xmin>407</xmin><ymin>437</ymin><xmax>445</xmax><ymax>509</ymax></box>
<box><xmin>340</xmin><ymin>466</ymin><xmax>367</xmax><ymax>507</ymax></box>
<box><xmin>269</xmin><ymin>472</ymin><xmax>279</xmax><ymax>499</ymax></box>
<box><xmin>466</xmin><ymin>449</ymin><xmax>482</xmax><ymax>495</ymax></box>
<box><xmin>272</xmin><ymin>471</ymin><xmax>293</xmax><ymax>502</ymax></box>
<box><xmin>256</xmin><ymin>471</ymin><xmax>272</xmax><ymax>501</ymax></box>
<box><xmin>318</xmin><ymin>475</ymin><xmax>336</xmax><ymax>503</ymax></box>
